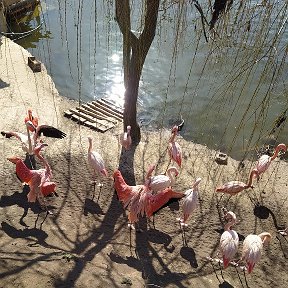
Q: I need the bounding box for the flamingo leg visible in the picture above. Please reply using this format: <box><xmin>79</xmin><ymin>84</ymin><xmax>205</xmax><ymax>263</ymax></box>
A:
<box><xmin>234</xmin><ymin>266</ymin><xmax>245</xmax><ymax>288</ymax></box>
<box><xmin>208</xmin><ymin>258</ymin><xmax>222</xmax><ymax>284</ymax></box>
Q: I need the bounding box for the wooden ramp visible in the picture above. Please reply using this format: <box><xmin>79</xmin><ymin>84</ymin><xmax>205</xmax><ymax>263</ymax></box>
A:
<box><xmin>64</xmin><ymin>98</ymin><xmax>123</xmax><ymax>132</ymax></box>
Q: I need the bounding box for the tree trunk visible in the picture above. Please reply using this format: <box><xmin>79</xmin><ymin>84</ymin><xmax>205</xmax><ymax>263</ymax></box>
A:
<box><xmin>115</xmin><ymin>0</ymin><xmax>160</xmax><ymax>143</ymax></box>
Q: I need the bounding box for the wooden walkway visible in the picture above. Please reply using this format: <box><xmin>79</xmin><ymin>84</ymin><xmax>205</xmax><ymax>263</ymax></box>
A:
<box><xmin>64</xmin><ymin>98</ymin><xmax>123</xmax><ymax>132</ymax></box>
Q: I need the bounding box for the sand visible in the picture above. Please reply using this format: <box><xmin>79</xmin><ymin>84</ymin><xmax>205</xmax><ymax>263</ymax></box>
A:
<box><xmin>0</xmin><ymin>36</ymin><xmax>287</xmax><ymax>288</ymax></box>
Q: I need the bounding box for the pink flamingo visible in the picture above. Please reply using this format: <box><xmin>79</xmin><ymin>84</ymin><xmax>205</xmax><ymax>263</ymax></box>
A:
<box><xmin>24</xmin><ymin>109</ymin><xmax>39</xmax><ymax>132</ymax></box>
<box><xmin>219</xmin><ymin>211</ymin><xmax>239</xmax><ymax>269</ymax></box>
<box><xmin>240</xmin><ymin>232</ymin><xmax>271</xmax><ymax>274</ymax></box>
<box><xmin>216</xmin><ymin>169</ymin><xmax>259</xmax><ymax>196</ymax></box>
<box><xmin>120</xmin><ymin>125</ymin><xmax>132</xmax><ymax>151</ymax></box>
<box><xmin>113</xmin><ymin>170</ymin><xmax>184</xmax><ymax>227</ymax></box>
<box><xmin>7</xmin><ymin>156</ymin><xmax>54</xmax><ymax>213</ymax></box>
<box><xmin>34</xmin><ymin>142</ymin><xmax>57</xmax><ymax>197</ymax></box>
<box><xmin>168</xmin><ymin>125</ymin><xmax>182</xmax><ymax>168</ymax></box>
<box><xmin>88</xmin><ymin>136</ymin><xmax>108</xmax><ymax>199</ymax></box>
<box><xmin>177</xmin><ymin>177</ymin><xmax>202</xmax><ymax>227</ymax></box>
<box><xmin>254</xmin><ymin>143</ymin><xmax>287</xmax><ymax>180</ymax></box>
<box><xmin>147</xmin><ymin>166</ymin><xmax>179</xmax><ymax>193</ymax></box>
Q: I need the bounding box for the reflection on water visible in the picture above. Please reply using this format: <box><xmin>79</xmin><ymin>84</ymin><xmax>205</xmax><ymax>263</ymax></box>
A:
<box><xmin>8</xmin><ymin>0</ymin><xmax>288</xmax><ymax>161</ymax></box>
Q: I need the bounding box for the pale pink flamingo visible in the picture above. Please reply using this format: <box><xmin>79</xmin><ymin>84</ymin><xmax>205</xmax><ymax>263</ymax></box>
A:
<box><xmin>24</xmin><ymin>109</ymin><xmax>39</xmax><ymax>132</ymax></box>
<box><xmin>168</xmin><ymin>125</ymin><xmax>182</xmax><ymax>168</ymax></box>
<box><xmin>240</xmin><ymin>232</ymin><xmax>271</xmax><ymax>274</ymax></box>
<box><xmin>120</xmin><ymin>125</ymin><xmax>132</xmax><ymax>151</ymax></box>
<box><xmin>2</xmin><ymin>121</ymin><xmax>66</xmax><ymax>155</ymax></box>
<box><xmin>147</xmin><ymin>166</ymin><xmax>179</xmax><ymax>193</ymax></box>
<box><xmin>177</xmin><ymin>178</ymin><xmax>202</xmax><ymax>228</ymax></box>
<box><xmin>219</xmin><ymin>211</ymin><xmax>239</xmax><ymax>269</ymax></box>
<box><xmin>88</xmin><ymin>136</ymin><xmax>108</xmax><ymax>199</ymax></box>
<box><xmin>216</xmin><ymin>169</ymin><xmax>259</xmax><ymax>196</ymax></box>
<box><xmin>254</xmin><ymin>143</ymin><xmax>287</xmax><ymax>180</ymax></box>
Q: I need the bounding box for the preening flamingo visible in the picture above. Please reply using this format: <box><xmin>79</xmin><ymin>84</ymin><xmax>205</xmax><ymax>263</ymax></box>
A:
<box><xmin>241</xmin><ymin>232</ymin><xmax>271</xmax><ymax>274</ymax></box>
<box><xmin>88</xmin><ymin>136</ymin><xmax>108</xmax><ymax>199</ymax></box>
<box><xmin>177</xmin><ymin>177</ymin><xmax>201</xmax><ymax>227</ymax></box>
<box><xmin>216</xmin><ymin>169</ymin><xmax>259</xmax><ymax>196</ymax></box>
<box><xmin>24</xmin><ymin>109</ymin><xmax>39</xmax><ymax>132</ymax></box>
<box><xmin>219</xmin><ymin>211</ymin><xmax>239</xmax><ymax>269</ymax></box>
<box><xmin>168</xmin><ymin>125</ymin><xmax>182</xmax><ymax>168</ymax></box>
<box><xmin>34</xmin><ymin>142</ymin><xmax>57</xmax><ymax>197</ymax></box>
<box><xmin>7</xmin><ymin>156</ymin><xmax>54</xmax><ymax>213</ymax></box>
<box><xmin>254</xmin><ymin>143</ymin><xmax>287</xmax><ymax>180</ymax></box>
<box><xmin>120</xmin><ymin>125</ymin><xmax>132</xmax><ymax>150</ymax></box>
<box><xmin>147</xmin><ymin>166</ymin><xmax>179</xmax><ymax>193</ymax></box>
<box><xmin>113</xmin><ymin>170</ymin><xmax>184</xmax><ymax>227</ymax></box>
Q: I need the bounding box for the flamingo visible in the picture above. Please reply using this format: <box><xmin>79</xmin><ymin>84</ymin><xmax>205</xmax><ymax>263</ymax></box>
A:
<box><xmin>34</xmin><ymin>142</ymin><xmax>57</xmax><ymax>197</ymax></box>
<box><xmin>24</xmin><ymin>109</ymin><xmax>39</xmax><ymax>132</ymax></box>
<box><xmin>168</xmin><ymin>125</ymin><xmax>182</xmax><ymax>168</ymax></box>
<box><xmin>240</xmin><ymin>232</ymin><xmax>272</xmax><ymax>274</ymax></box>
<box><xmin>147</xmin><ymin>166</ymin><xmax>179</xmax><ymax>193</ymax></box>
<box><xmin>219</xmin><ymin>211</ymin><xmax>239</xmax><ymax>269</ymax></box>
<box><xmin>113</xmin><ymin>170</ymin><xmax>184</xmax><ymax>227</ymax></box>
<box><xmin>254</xmin><ymin>143</ymin><xmax>287</xmax><ymax>180</ymax></box>
<box><xmin>177</xmin><ymin>178</ymin><xmax>202</xmax><ymax>227</ymax></box>
<box><xmin>88</xmin><ymin>136</ymin><xmax>108</xmax><ymax>199</ymax></box>
<box><xmin>7</xmin><ymin>156</ymin><xmax>55</xmax><ymax>213</ymax></box>
<box><xmin>2</xmin><ymin>121</ymin><xmax>66</xmax><ymax>155</ymax></box>
<box><xmin>216</xmin><ymin>169</ymin><xmax>259</xmax><ymax>196</ymax></box>
<box><xmin>120</xmin><ymin>125</ymin><xmax>132</xmax><ymax>150</ymax></box>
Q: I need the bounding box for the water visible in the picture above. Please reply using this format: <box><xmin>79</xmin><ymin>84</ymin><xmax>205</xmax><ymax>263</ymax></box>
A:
<box><xmin>9</xmin><ymin>0</ymin><xmax>288</xmax><ymax>161</ymax></box>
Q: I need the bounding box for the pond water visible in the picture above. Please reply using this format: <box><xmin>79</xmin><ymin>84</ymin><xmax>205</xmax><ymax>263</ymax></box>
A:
<box><xmin>9</xmin><ymin>0</ymin><xmax>288</xmax><ymax>161</ymax></box>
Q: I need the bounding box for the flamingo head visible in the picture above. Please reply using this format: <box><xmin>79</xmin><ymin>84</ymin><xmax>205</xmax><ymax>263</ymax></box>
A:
<box><xmin>7</xmin><ymin>156</ymin><xmax>22</xmax><ymax>164</ymax></box>
<box><xmin>276</xmin><ymin>143</ymin><xmax>287</xmax><ymax>152</ymax></box>
<box><xmin>34</xmin><ymin>143</ymin><xmax>48</xmax><ymax>155</ymax></box>
<box><xmin>224</xmin><ymin>211</ymin><xmax>237</xmax><ymax>223</ymax></box>
<box><xmin>28</xmin><ymin>108</ymin><xmax>33</xmax><ymax>117</ymax></box>
<box><xmin>258</xmin><ymin>232</ymin><xmax>272</xmax><ymax>245</ymax></box>
<box><xmin>127</xmin><ymin>126</ymin><xmax>131</xmax><ymax>133</ymax></box>
<box><xmin>171</xmin><ymin>125</ymin><xmax>178</xmax><ymax>135</ymax></box>
<box><xmin>25</xmin><ymin>120</ymin><xmax>36</xmax><ymax>131</ymax></box>
<box><xmin>193</xmin><ymin>177</ymin><xmax>202</xmax><ymax>188</ymax></box>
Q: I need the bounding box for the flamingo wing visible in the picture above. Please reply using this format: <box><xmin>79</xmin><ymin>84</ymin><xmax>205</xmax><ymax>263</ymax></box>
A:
<box><xmin>220</xmin><ymin>230</ymin><xmax>239</xmax><ymax>268</ymax></box>
<box><xmin>169</xmin><ymin>142</ymin><xmax>182</xmax><ymax>167</ymax></box>
<box><xmin>35</xmin><ymin>125</ymin><xmax>66</xmax><ymax>139</ymax></box>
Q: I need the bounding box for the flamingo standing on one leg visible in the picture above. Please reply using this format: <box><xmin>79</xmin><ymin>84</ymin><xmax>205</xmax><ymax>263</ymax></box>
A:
<box><xmin>240</xmin><ymin>232</ymin><xmax>272</xmax><ymax>274</ymax></box>
<box><xmin>219</xmin><ymin>211</ymin><xmax>239</xmax><ymax>269</ymax></box>
<box><xmin>24</xmin><ymin>109</ymin><xmax>39</xmax><ymax>132</ymax></box>
<box><xmin>120</xmin><ymin>125</ymin><xmax>132</xmax><ymax>151</ymax></box>
<box><xmin>88</xmin><ymin>136</ymin><xmax>108</xmax><ymax>200</ymax></box>
<box><xmin>168</xmin><ymin>125</ymin><xmax>182</xmax><ymax>169</ymax></box>
<box><xmin>177</xmin><ymin>178</ymin><xmax>202</xmax><ymax>228</ymax></box>
<box><xmin>254</xmin><ymin>143</ymin><xmax>287</xmax><ymax>180</ymax></box>
<box><xmin>147</xmin><ymin>166</ymin><xmax>179</xmax><ymax>193</ymax></box>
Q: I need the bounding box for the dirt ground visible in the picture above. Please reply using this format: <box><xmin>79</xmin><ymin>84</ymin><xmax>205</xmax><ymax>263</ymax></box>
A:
<box><xmin>0</xmin><ymin>36</ymin><xmax>287</xmax><ymax>288</ymax></box>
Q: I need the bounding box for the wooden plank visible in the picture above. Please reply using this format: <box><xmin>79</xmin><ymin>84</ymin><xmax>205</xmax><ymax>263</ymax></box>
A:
<box><xmin>69</xmin><ymin>114</ymin><xmax>108</xmax><ymax>132</ymax></box>
<box><xmin>91</xmin><ymin>101</ymin><xmax>123</xmax><ymax>121</ymax></box>
<box><xmin>69</xmin><ymin>108</ymin><xmax>114</xmax><ymax>131</ymax></box>
<box><xmin>79</xmin><ymin>104</ymin><xmax>118</xmax><ymax>124</ymax></box>
<box><xmin>99</xmin><ymin>98</ymin><xmax>124</xmax><ymax>114</ymax></box>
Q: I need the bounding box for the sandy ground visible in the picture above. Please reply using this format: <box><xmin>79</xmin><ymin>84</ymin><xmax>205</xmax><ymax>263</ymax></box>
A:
<box><xmin>0</xmin><ymin>36</ymin><xmax>287</xmax><ymax>288</ymax></box>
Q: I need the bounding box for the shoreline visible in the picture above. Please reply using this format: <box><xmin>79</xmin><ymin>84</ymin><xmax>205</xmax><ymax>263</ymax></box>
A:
<box><xmin>1</xmin><ymin>36</ymin><xmax>288</xmax><ymax>288</ymax></box>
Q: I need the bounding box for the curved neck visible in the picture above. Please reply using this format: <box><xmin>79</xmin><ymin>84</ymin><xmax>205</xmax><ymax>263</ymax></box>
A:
<box><xmin>167</xmin><ymin>167</ymin><xmax>178</xmax><ymax>184</ymax></box>
<box><xmin>258</xmin><ymin>232</ymin><xmax>271</xmax><ymax>244</ymax></box>
<box><xmin>271</xmin><ymin>144</ymin><xmax>286</xmax><ymax>160</ymax></box>
<box><xmin>224</xmin><ymin>219</ymin><xmax>236</xmax><ymax>231</ymax></box>
<box><xmin>169</xmin><ymin>128</ymin><xmax>177</xmax><ymax>143</ymax></box>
